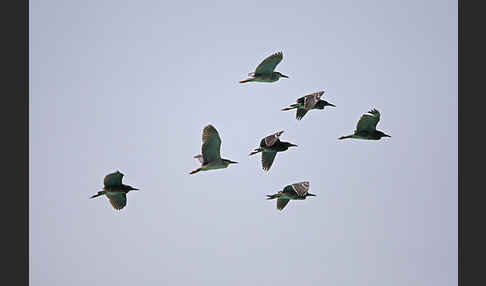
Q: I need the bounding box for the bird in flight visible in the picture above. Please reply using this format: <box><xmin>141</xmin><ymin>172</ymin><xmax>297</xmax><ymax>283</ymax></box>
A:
<box><xmin>339</xmin><ymin>108</ymin><xmax>391</xmax><ymax>140</ymax></box>
<box><xmin>240</xmin><ymin>51</ymin><xmax>289</xmax><ymax>83</ymax></box>
<box><xmin>282</xmin><ymin>91</ymin><xmax>336</xmax><ymax>120</ymax></box>
<box><xmin>90</xmin><ymin>170</ymin><xmax>140</xmax><ymax>210</ymax></box>
<box><xmin>249</xmin><ymin>130</ymin><xmax>297</xmax><ymax>171</ymax></box>
<box><xmin>267</xmin><ymin>181</ymin><xmax>316</xmax><ymax>211</ymax></box>
<box><xmin>190</xmin><ymin>125</ymin><xmax>238</xmax><ymax>174</ymax></box>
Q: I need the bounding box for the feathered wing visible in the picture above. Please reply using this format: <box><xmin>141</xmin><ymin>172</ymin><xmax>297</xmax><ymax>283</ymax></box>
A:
<box><xmin>264</xmin><ymin>130</ymin><xmax>284</xmax><ymax>147</ymax></box>
<box><xmin>103</xmin><ymin>171</ymin><xmax>124</xmax><ymax>188</ymax></box>
<box><xmin>303</xmin><ymin>91</ymin><xmax>324</xmax><ymax>110</ymax></box>
<box><xmin>201</xmin><ymin>125</ymin><xmax>222</xmax><ymax>163</ymax></box>
<box><xmin>254</xmin><ymin>52</ymin><xmax>283</xmax><ymax>75</ymax></box>
<box><xmin>277</xmin><ymin>198</ymin><xmax>290</xmax><ymax>210</ymax></box>
<box><xmin>291</xmin><ymin>181</ymin><xmax>310</xmax><ymax>197</ymax></box>
<box><xmin>106</xmin><ymin>193</ymin><xmax>127</xmax><ymax>210</ymax></box>
<box><xmin>262</xmin><ymin>151</ymin><xmax>277</xmax><ymax>171</ymax></box>
<box><xmin>296</xmin><ymin>108</ymin><xmax>309</xmax><ymax>120</ymax></box>
<box><xmin>356</xmin><ymin>109</ymin><xmax>381</xmax><ymax>132</ymax></box>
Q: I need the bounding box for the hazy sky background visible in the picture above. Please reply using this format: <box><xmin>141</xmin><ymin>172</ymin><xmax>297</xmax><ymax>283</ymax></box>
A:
<box><xmin>29</xmin><ymin>0</ymin><xmax>457</xmax><ymax>285</ymax></box>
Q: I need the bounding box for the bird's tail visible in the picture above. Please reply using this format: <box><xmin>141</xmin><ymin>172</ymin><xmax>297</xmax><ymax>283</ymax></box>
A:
<box><xmin>239</xmin><ymin>78</ymin><xmax>253</xmax><ymax>83</ymax></box>
<box><xmin>90</xmin><ymin>191</ymin><xmax>105</xmax><ymax>199</ymax></box>
<box><xmin>249</xmin><ymin>148</ymin><xmax>263</xmax><ymax>156</ymax></box>
<box><xmin>282</xmin><ymin>104</ymin><xmax>298</xmax><ymax>111</ymax></box>
<box><xmin>266</xmin><ymin>193</ymin><xmax>280</xmax><ymax>200</ymax></box>
<box><xmin>189</xmin><ymin>168</ymin><xmax>202</xmax><ymax>175</ymax></box>
<box><xmin>338</xmin><ymin>135</ymin><xmax>353</xmax><ymax>140</ymax></box>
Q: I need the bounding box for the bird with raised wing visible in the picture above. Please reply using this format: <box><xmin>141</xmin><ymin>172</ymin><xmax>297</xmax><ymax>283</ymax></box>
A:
<box><xmin>282</xmin><ymin>91</ymin><xmax>336</xmax><ymax>120</ymax></box>
<box><xmin>339</xmin><ymin>108</ymin><xmax>391</xmax><ymax>140</ymax></box>
<box><xmin>90</xmin><ymin>170</ymin><xmax>140</xmax><ymax>210</ymax></box>
<box><xmin>190</xmin><ymin>125</ymin><xmax>238</xmax><ymax>174</ymax></box>
<box><xmin>249</xmin><ymin>130</ymin><xmax>297</xmax><ymax>171</ymax></box>
<box><xmin>240</xmin><ymin>51</ymin><xmax>289</xmax><ymax>83</ymax></box>
<box><xmin>267</xmin><ymin>181</ymin><xmax>316</xmax><ymax>211</ymax></box>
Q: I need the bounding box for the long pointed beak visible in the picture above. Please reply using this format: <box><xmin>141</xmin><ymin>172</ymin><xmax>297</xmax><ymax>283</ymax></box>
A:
<box><xmin>290</xmin><ymin>143</ymin><xmax>298</xmax><ymax>147</ymax></box>
<box><xmin>229</xmin><ymin>160</ymin><xmax>238</xmax><ymax>164</ymax></box>
<box><xmin>327</xmin><ymin>103</ymin><xmax>336</xmax><ymax>107</ymax></box>
<box><xmin>307</xmin><ymin>193</ymin><xmax>316</xmax><ymax>197</ymax></box>
<box><xmin>384</xmin><ymin>134</ymin><xmax>391</xmax><ymax>138</ymax></box>
<box><xmin>281</xmin><ymin>74</ymin><xmax>289</xmax><ymax>78</ymax></box>
<box><xmin>131</xmin><ymin>187</ymin><xmax>140</xmax><ymax>191</ymax></box>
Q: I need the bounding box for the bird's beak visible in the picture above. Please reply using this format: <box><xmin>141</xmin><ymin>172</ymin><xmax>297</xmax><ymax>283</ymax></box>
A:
<box><xmin>131</xmin><ymin>187</ymin><xmax>140</xmax><ymax>191</ymax></box>
<box><xmin>327</xmin><ymin>103</ymin><xmax>336</xmax><ymax>107</ymax></box>
<box><xmin>229</xmin><ymin>160</ymin><xmax>238</xmax><ymax>164</ymax></box>
<box><xmin>307</xmin><ymin>193</ymin><xmax>316</xmax><ymax>197</ymax></box>
<box><xmin>384</xmin><ymin>134</ymin><xmax>391</xmax><ymax>138</ymax></box>
<box><xmin>281</xmin><ymin>74</ymin><xmax>289</xmax><ymax>78</ymax></box>
<box><xmin>290</xmin><ymin>143</ymin><xmax>298</xmax><ymax>147</ymax></box>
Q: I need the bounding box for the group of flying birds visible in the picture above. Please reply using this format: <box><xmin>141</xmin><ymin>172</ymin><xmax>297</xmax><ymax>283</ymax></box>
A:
<box><xmin>90</xmin><ymin>51</ymin><xmax>391</xmax><ymax>211</ymax></box>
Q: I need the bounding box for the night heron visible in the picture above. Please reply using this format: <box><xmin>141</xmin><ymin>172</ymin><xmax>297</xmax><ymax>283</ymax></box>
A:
<box><xmin>267</xmin><ymin>181</ymin><xmax>315</xmax><ymax>211</ymax></box>
<box><xmin>339</xmin><ymin>108</ymin><xmax>391</xmax><ymax>140</ymax></box>
<box><xmin>282</xmin><ymin>91</ymin><xmax>335</xmax><ymax>120</ymax></box>
<box><xmin>239</xmin><ymin>51</ymin><xmax>288</xmax><ymax>83</ymax></box>
<box><xmin>249</xmin><ymin>130</ymin><xmax>297</xmax><ymax>171</ymax></box>
<box><xmin>90</xmin><ymin>170</ymin><xmax>139</xmax><ymax>210</ymax></box>
<box><xmin>190</xmin><ymin>124</ymin><xmax>238</xmax><ymax>174</ymax></box>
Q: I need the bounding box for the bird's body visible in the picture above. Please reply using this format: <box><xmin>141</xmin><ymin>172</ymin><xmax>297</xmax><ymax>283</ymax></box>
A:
<box><xmin>240</xmin><ymin>52</ymin><xmax>288</xmax><ymax>83</ymax></box>
<box><xmin>339</xmin><ymin>108</ymin><xmax>391</xmax><ymax>140</ymax></box>
<box><xmin>249</xmin><ymin>131</ymin><xmax>297</xmax><ymax>171</ymax></box>
<box><xmin>90</xmin><ymin>171</ymin><xmax>139</xmax><ymax>210</ymax></box>
<box><xmin>282</xmin><ymin>91</ymin><xmax>336</xmax><ymax>120</ymax></box>
<box><xmin>267</xmin><ymin>181</ymin><xmax>315</xmax><ymax>210</ymax></box>
<box><xmin>190</xmin><ymin>125</ymin><xmax>237</xmax><ymax>174</ymax></box>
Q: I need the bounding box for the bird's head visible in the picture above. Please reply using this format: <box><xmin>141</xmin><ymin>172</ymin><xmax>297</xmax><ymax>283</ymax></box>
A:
<box><xmin>324</xmin><ymin>101</ymin><xmax>336</xmax><ymax>108</ymax></box>
<box><xmin>276</xmin><ymin>72</ymin><xmax>289</xmax><ymax>79</ymax></box>
<box><xmin>376</xmin><ymin>131</ymin><xmax>391</xmax><ymax>139</ymax></box>
<box><xmin>283</xmin><ymin>142</ymin><xmax>298</xmax><ymax>149</ymax></box>
<box><xmin>223</xmin><ymin>159</ymin><xmax>238</xmax><ymax>166</ymax></box>
<box><xmin>317</xmin><ymin>100</ymin><xmax>336</xmax><ymax>109</ymax></box>
<box><xmin>124</xmin><ymin>185</ymin><xmax>140</xmax><ymax>192</ymax></box>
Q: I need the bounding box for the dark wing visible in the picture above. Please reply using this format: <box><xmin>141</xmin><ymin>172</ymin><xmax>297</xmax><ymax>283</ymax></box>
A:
<box><xmin>277</xmin><ymin>198</ymin><xmax>290</xmax><ymax>210</ymax></box>
<box><xmin>254</xmin><ymin>52</ymin><xmax>283</xmax><ymax>75</ymax></box>
<box><xmin>262</xmin><ymin>151</ymin><xmax>277</xmax><ymax>171</ymax></box>
<box><xmin>264</xmin><ymin>130</ymin><xmax>284</xmax><ymax>147</ymax></box>
<box><xmin>103</xmin><ymin>171</ymin><xmax>124</xmax><ymax>187</ymax></box>
<box><xmin>106</xmin><ymin>193</ymin><xmax>127</xmax><ymax>210</ymax></box>
<box><xmin>201</xmin><ymin>125</ymin><xmax>222</xmax><ymax>163</ymax></box>
<box><xmin>303</xmin><ymin>91</ymin><xmax>324</xmax><ymax>110</ymax></box>
<box><xmin>291</xmin><ymin>181</ymin><xmax>310</xmax><ymax>197</ymax></box>
<box><xmin>356</xmin><ymin>109</ymin><xmax>381</xmax><ymax>132</ymax></box>
<box><xmin>296</xmin><ymin>108</ymin><xmax>309</xmax><ymax>120</ymax></box>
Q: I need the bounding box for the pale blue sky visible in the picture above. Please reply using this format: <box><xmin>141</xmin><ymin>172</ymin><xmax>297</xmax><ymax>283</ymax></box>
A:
<box><xmin>30</xmin><ymin>0</ymin><xmax>457</xmax><ymax>285</ymax></box>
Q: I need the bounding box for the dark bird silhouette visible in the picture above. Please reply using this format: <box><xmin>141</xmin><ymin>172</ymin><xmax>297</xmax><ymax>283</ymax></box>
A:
<box><xmin>282</xmin><ymin>91</ymin><xmax>335</xmax><ymax>120</ymax></box>
<box><xmin>339</xmin><ymin>108</ymin><xmax>391</xmax><ymax>140</ymax></box>
<box><xmin>240</xmin><ymin>51</ymin><xmax>289</xmax><ymax>83</ymax></box>
<box><xmin>249</xmin><ymin>130</ymin><xmax>297</xmax><ymax>171</ymax></box>
<box><xmin>90</xmin><ymin>170</ymin><xmax>139</xmax><ymax>210</ymax></box>
<box><xmin>190</xmin><ymin>125</ymin><xmax>238</xmax><ymax>174</ymax></box>
<box><xmin>267</xmin><ymin>181</ymin><xmax>316</xmax><ymax>210</ymax></box>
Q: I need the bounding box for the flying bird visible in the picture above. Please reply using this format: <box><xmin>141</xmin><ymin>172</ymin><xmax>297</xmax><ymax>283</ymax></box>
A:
<box><xmin>339</xmin><ymin>108</ymin><xmax>391</xmax><ymax>140</ymax></box>
<box><xmin>240</xmin><ymin>51</ymin><xmax>289</xmax><ymax>83</ymax></box>
<box><xmin>267</xmin><ymin>181</ymin><xmax>316</xmax><ymax>211</ymax></box>
<box><xmin>190</xmin><ymin>125</ymin><xmax>238</xmax><ymax>174</ymax></box>
<box><xmin>249</xmin><ymin>130</ymin><xmax>297</xmax><ymax>171</ymax></box>
<box><xmin>282</xmin><ymin>91</ymin><xmax>336</xmax><ymax>120</ymax></box>
<box><xmin>90</xmin><ymin>170</ymin><xmax>140</xmax><ymax>210</ymax></box>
